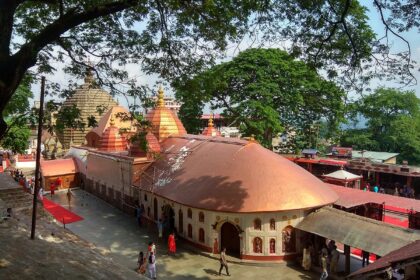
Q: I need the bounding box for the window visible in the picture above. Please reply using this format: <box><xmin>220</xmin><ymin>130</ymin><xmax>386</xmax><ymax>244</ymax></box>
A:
<box><xmin>253</xmin><ymin>237</ymin><xmax>263</xmax><ymax>253</ymax></box>
<box><xmin>178</xmin><ymin>209</ymin><xmax>183</xmax><ymax>233</ymax></box>
<box><xmin>282</xmin><ymin>226</ymin><xmax>296</xmax><ymax>253</ymax></box>
<box><xmin>199</xmin><ymin>212</ymin><xmax>204</xmax><ymax>223</ymax></box>
<box><xmin>253</xmin><ymin>218</ymin><xmax>262</xmax><ymax>230</ymax></box>
<box><xmin>188</xmin><ymin>224</ymin><xmax>192</xmax><ymax>238</ymax></box>
<box><xmin>270</xmin><ymin>239</ymin><xmax>276</xmax><ymax>254</ymax></box>
<box><xmin>187</xmin><ymin>208</ymin><xmax>192</xmax><ymax>219</ymax></box>
<box><xmin>147</xmin><ymin>207</ymin><xmax>150</xmax><ymax>217</ymax></box>
<box><xmin>199</xmin><ymin>228</ymin><xmax>205</xmax><ymax>243</ymax></box>
<box><xmin>144</xmin><ymin>194</ymin><xmax>148</xmax><ymax>201</ymax></box>
<box><xmin>270</xmin><ymin>219</ymin><xmax>276</xmax><ymax>230</ymax></box>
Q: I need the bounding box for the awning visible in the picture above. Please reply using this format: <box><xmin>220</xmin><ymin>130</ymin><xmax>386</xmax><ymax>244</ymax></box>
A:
<box><xmin>296</xmin><ymin>207</ymin><xmax>420</xmax><ymax>256</ymax></box>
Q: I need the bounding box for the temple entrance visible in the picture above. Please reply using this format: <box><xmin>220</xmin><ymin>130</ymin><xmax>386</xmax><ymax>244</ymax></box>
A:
<box><xmin>162</xmin><ymin>204</ymin><xmax>175</xmax><ymax>234</ymax></box>
<box><xmin>221</xmin><ymin>222</ymin><xmax>240</xmax><ymax>257</ymax></box>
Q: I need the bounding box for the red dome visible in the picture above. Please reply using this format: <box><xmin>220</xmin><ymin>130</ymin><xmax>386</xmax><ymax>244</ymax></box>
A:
<box><xmin>137</xmin><ymin>135</ymin><xmax>338</xmax><ymax>213</ymax></box>
<box><xmin>130</xmin><ymin>132</ymin><xmax>161</xmax><ymax>157</ymax></box>
<box><xmin>98</xmin><ymin>123</ymin><xmax>127</xmax><ymax>152</ymax></box>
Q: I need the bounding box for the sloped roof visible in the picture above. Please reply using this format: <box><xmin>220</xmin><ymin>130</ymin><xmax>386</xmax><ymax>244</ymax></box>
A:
<box><xmin>89</xmin><ymin>106</ymin><xmax>137</xmax><ymax>138</ymax></box>
<box><xmin>323</xmin><ymin>169</ymin><xmax>362</xmax><ymax>180</ymax></box>
<box><xmin>348</xmin><ymin>240</ymin><xmax>420</xmax><ymax>279</ymax></box>
<box><xmin>328</xmin><ymin>184</ymin><xmax>420</xmax><ymax>212</ymax></box>
<box><xmin>136</xmin><ymin>135</ymin><xmax>338</xmax><ymax>213</ymax></box>
<box><xmin>296</xmin><ymin>207</ymin><xmax>420</xmax><ymax>257</ymax></box>
<box><xmin>352</xmin><ymin>150</ymin><xmax>399</xmax><ymax>162</ymax></box>
<box><xmin>40</xmin><ymin>158</ymin><xmax>78</xmax><ymax>177</ymax></box>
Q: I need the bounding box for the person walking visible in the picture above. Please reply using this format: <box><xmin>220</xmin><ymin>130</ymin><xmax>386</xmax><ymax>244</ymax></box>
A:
<box><xmin>168</xmin><ymin>232</ymin><xmax>176</xmax><ymax>255</ymax></box>
<box><xmin>136</xmin><ymin>204</ymin><xmax>143</xmax><ymax>227</ymax></box>
<box><xmin>320</xmin><ymin>250</ymin><xmax>328</xmax><ymax>280</ymax></box>
<box><xmin>330</xmin><ymin>245</ymin><xmax>339</xmax><ymax>274</ymax></box>
<box><xmin>362</xmin><ymin>250</ymin><xmax>369</xmax><ymax>267</ymax></box>
<box><xmin>50</xmin><ymin>182</ymin><xmax>56</xmax><ymax>198</ymax></box>
<box><xmin>148</xmin><ymin>251</ymin><xmax>157</xmax><ymax>279</ymax></box>
<box><xmin>67</xmin><ymin>188</ymin><xmax>73</xmax><ymax>210</ymax></box>
<box><xmin>218</xmin><ymin>247</ymin><xmax>230</xmax><ymax>276</ymax></box>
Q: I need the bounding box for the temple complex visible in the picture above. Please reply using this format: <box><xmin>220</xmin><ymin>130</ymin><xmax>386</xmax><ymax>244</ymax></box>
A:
<box><xmin>39</xmin><ymin>87</ymin><xmax>420</xmax><ymax>275</ymax></box>
<box><xmin>57</xmin><ymin>69</ymin><xmax>117</xmax><ymax>148</ymax></box>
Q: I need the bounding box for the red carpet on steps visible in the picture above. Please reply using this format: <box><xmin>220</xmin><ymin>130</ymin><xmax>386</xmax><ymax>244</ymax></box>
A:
<box><xmin>43</xmin><ymin>198</ymin><xmax>83</xmax><ymax>224</ymax></box>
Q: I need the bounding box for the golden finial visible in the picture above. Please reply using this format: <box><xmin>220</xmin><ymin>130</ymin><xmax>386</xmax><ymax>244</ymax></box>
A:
<box><xmin>110</xmin><ymin>114</ymin><xmax>115</xmax><ymax>126</ymax></box>
<box><xmin>208</xmin><ymin>113</ymin><xmax>214</xmax><ymax>128</ymax></box>
<box><xmin>157</xmin><ymin>86</ymin><xmax>165</xmax><ymax>108</ymax></box>
<box><xmin>84</xmin><ymin>58</ymin><xmax>94</xmax><ymax>84</ymax></box>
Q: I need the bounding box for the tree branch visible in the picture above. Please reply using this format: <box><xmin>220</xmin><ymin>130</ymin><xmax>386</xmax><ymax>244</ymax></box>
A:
<box><xmin>0</xmin><ymin>1</ymin><xmax>20</xmax><ymax>57</ymax></box>
<box><xmin>13</xmin><ymin>0</ymin><xmax>139</xmax><ymax>65</ymax></box>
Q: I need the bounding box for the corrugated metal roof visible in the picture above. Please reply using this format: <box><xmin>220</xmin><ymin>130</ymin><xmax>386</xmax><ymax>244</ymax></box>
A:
<box><xmin>296</xmin><ymin>207</ymin><xmax>420</xmax><ymax>257</ymax></box>
<box><xmin>328</xmin><ymin>184</ymin><xmax>420</xmax><ymax>212</ymax></box>
<box><xmin>348</xmin><ymin>240</ymin><xmax>420</xmax><ymax>279</ymax></box>
<box><xmin>352</xmin><ymin>150</ymin><xmax>399</xmax><ymax>162</ymax></box>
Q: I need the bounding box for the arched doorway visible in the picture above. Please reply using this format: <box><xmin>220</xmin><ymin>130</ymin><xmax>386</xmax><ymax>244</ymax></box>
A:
<box><xmin>178</xmin><ymin>209</ymin><xmax>183</xmax><ymax>234</ymax></box>
<box><xmin>221</xmin><ymin>222</ymin><xmax>240</xmax><ymax>257</ymax></box>
<box><xmin>162</xmin><ymin>204</ymin><xmax>175</xmax><ymax>233</ymax></box>
<box><xmin>153</xmin><ymin>198</ymin><xmax>158</xmax><ymax>221</ymax></box>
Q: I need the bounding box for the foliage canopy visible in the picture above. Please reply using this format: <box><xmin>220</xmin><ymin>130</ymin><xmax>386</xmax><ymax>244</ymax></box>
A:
<box><xmin>175</xmin><ymin>48</ymin><xmax>346</xmax><ymax>149</ymax></box>
<box><xmin>0</xmin><ymin>0</ymin><xmax>418</xmax><ymax>139</ymax></box>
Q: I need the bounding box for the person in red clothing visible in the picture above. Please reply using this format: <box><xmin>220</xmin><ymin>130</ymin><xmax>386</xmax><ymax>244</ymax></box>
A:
<box><xmin>50</xmin><ymin>182</ymin><xmax>55</xmax><ymax>197</ymax></box>
<box><xmin>168</xmin><ymin>232</ymin><xmax>176</xmax><ymax>255</ymax></box>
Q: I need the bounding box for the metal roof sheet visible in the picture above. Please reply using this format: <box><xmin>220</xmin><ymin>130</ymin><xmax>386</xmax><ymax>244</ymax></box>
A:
<box><xmin>295</xmin><ymin>207</ymin><xmax>420</xmax><ymax>257</ymax></box>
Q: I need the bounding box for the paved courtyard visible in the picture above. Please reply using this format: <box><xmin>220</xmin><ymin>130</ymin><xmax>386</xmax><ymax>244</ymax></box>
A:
<box><xmin>50</xmin><ymin>189</ymin><xmax>319</xmax><ymax>279</ymax></box>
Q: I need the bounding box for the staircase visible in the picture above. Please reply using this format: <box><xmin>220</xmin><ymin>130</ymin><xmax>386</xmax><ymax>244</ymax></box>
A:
<box><xmin>0</xmin><ymin>173</ymin><xmax>33</xmax><ymax>213</ymax></box>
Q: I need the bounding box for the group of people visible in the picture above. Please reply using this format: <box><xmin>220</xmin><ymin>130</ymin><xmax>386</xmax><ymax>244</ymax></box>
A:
<box><xmin>394</xmin><ymin>184</ymin><xmax>415</xmax><ymax>198</ymax></box>
<box><xmin>302</xmin><ymin>240</ymin><xmax>340</xmax><ymax>279</ymax></box>
<box><xmin>363</xmin><ymin>182</ymin><xmax>416</xmax><ymax>199</ymax></box>
<box><xmin>136</xmin><ymin>233</ymin><xmax>177</xmax><ymax>279</ymax></box>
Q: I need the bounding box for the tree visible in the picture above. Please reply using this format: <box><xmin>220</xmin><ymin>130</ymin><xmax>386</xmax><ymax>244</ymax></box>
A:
<box><xmin>0</xmin><ymin>1</ymin><xmax>417</xmax><ymax>139</ymax></box>
<box><xmin>340</xmin><ymin>88</ymin><xmax>420</xmax><ymax>164</ymax></box>
<box><xmin>175</xmin><ymin>48</ymin><xmax>345</xmax><ymax>149</ymax></box>
<box><xmin>0</xmin><ymin>78</ymin><xmax>33</xmax><ymax>153</ymax></box>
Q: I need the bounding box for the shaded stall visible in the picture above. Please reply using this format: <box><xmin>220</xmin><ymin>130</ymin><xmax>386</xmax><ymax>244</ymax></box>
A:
<box><xmin>296</xmin><ymin>207</ymin><xmax>420</xmax><ymax>275</ymax></box>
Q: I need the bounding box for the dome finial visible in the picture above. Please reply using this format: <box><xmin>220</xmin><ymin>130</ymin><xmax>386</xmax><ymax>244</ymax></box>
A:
<box><xmin>110</xmin><ymin>114</ymin><xmax>115</xmax><ymax>126</ymax></box>
<box><xmin>84</xmin><ymin>58</ymin><xmax>94</xmax><ymax>84</ymax></box>
<box><xmin>157</xmin><ymin>86</ymin><xmax>165</xmax><ymax>108</ymax></box>
<box><xmin>208</xmin><ymin>113</ymin><xmax>214</xmax><ymax>128</ymax></box>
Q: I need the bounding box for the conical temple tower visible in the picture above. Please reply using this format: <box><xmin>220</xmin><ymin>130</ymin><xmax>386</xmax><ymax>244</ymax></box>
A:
<box><xmin>146</xmin><ymin>86</ymin><xmax>187</xmax><ymax>141</ymax></box>
<box><xmin>58</xmin><ymin>67</ymin><xmax>117</xmax><ymax>149</ymax></box>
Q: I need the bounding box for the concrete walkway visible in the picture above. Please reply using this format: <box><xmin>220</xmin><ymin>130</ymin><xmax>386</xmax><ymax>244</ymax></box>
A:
<box><xmin>50</xmin><ymin>189</ymin><xmax>319</xmax><ymax>280</ymax></box>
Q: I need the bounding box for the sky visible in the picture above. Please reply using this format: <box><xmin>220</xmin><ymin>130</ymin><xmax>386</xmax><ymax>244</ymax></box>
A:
<box><xmin>30</xmin><ymin>3</ymin><xmax>420</xmax><ymax>111</ymax></box>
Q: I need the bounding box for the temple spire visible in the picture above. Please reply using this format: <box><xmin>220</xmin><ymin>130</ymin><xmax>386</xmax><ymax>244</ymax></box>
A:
<box><xmin>110</xmin><ymin>114</ymin><xmax>115</xmax><ymax>126</ymax></box>
<box><xmin>208</xmin><ymin>113</ymin><xmax>214</xmax><ymax>128</ymax></box>
<box><xmin>157</xmin><ymin>86</ymin><xmax>165</xmax><ymax>108</ymax></box>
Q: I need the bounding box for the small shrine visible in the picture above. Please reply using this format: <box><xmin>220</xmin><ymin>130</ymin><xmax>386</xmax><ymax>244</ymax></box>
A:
<box><xmin>201</xmin><ymin>114</ymin><xmax>221</xmax><ymax>137</ymax></box>
<box><xmin>322</xmin><ymin>168</ymin><xmax>362</xmax><ymax>189</ymax></box>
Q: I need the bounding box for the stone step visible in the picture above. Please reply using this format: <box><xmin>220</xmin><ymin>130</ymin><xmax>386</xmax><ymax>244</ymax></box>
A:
<box><xmin>0</xmin><ymin>188</ymin><xmax>23</xmax><ymax>195</ymax></box>
<box><xmin>0</xmin><ymin>193</ymin><xmax>32</xmax><ymax>200</ymax></box>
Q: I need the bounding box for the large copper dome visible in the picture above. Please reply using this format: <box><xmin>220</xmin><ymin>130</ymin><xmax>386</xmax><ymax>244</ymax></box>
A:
<box><xmin>146</xmin><ymin>87</ymin><xmax>186</xmax><ymax>141</ymax></box>
<box><xmin>138</xmin><ymin>135</ymin><xmax>338</xmax><ymax>213</ymax></box>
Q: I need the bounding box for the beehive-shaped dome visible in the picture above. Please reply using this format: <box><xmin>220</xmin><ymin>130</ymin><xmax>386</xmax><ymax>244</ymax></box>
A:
<box><xmin>202</xmin><ymin>114</ymin><xmax>221</xmax><ymax>137</ymax></box>
<box><xmin>98</xmin><ymin>115</ymin><xmax>127</xmax><ymax>152</ymax></box>
<box><xmin>58</xmin><ymin>68</ymin><xmax>118</xmax><ymax>148</ymax></box>
<box><xmin>146</xmin><ymin>86</ymin><xmax>186</xmax><ymax>141</ymax></box>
